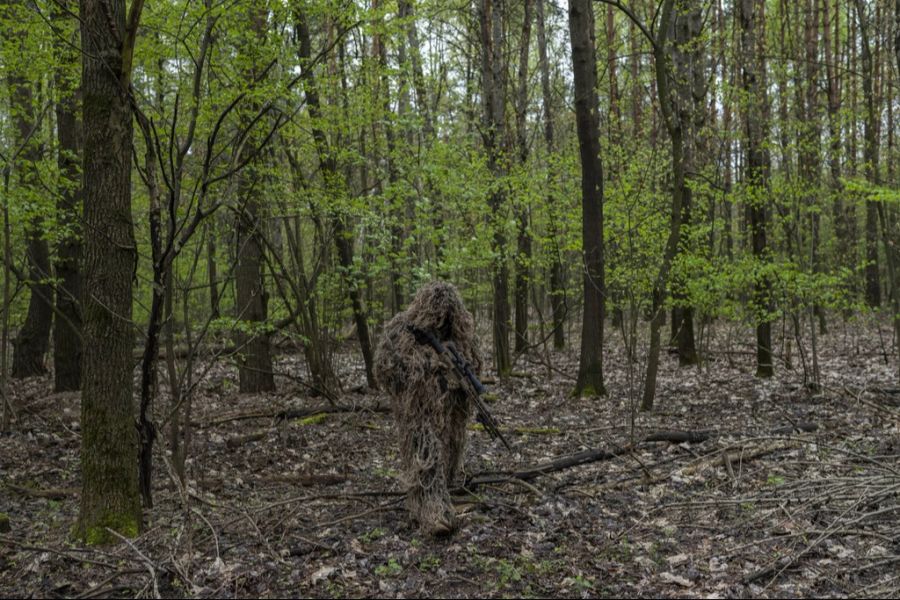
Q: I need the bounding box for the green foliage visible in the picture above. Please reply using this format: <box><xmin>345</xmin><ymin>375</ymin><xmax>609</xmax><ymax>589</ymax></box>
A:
<box><xmin>0</xmin><ymin>0</ymin><xmax>893</xmax><ymax>399</ymax></box>
<box><xmin>417</xmin><ymin>555</ymin><xmax>441</xmax><ymax>572</ymax></box>
<box><xmin>766</xmin><ymin>474</ymin><xmax>786</xmax><ymax>487</ymax></box>
<box><xmin>844</xmin><ymin>178</ymin><xmax>900</xmax><ymax>205</ymax></box>
<box><xmin>374</xmin><ymin>558</ymin><xmax>403</xmax><ymax>577</ymax></box>
<box><xmin>570</xmin><ymin>574</ymin><xmax>595</xmax><ymax>591</ymax></box>
<box><xmin>358</xmin><ymin>527</ymin><xmax>386</xmax><ymax>543</ymax></box>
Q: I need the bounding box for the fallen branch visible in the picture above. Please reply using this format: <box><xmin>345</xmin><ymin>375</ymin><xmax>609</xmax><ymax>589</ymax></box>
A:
<box><xmin>105</xmin><ymin>529</ymin><xmax>161</xmax><ymax>599</ymax></box>
<box><xmin>6</xmin><ymin>484</ymin><xmax>77</xmax><ymax>500</ymax></box>
<box><xmin>73</xmin><ymin>569</ymin><xmax>144</xmax><ymax>600</ymax></box>
<box><xmin>263</xmin><ymin>473</ymin><xmax>347</xmax><ymax>486</ymax></box>
<box><xmin>199</xmin><ymin>403</ymin><xmax>389</xmax><ymax>427</ymax></box>
<box><xmin>225</xmin><ymin>430</ymin><xmax>267</xmax><ymax>448</ymax></box>
<box><xmin>275</xmin><ymin>404</ymin><xmax>390</xmax><ymax>422</ymax></box>
<box><xmin>462</xmin><ymin>424</ymin><xmax>818</xmax><ymax>488</ymax></box>
<box><xmin>465</xmin><ymin>445</ymin><xmax>632</xmax><ymax>487</ymax></box>
<box><xmin>769</xmin><ymin>422</ymin><xmax>818</xmax><ymax>435</ymax></box>
<box><xmin>682</xmin><ymin>442</ymin><xmax>794</xmax><ymax>476</ymax></box>
<box><xmin>643</xmin><ymin>430</ymin><xmax>713</xmax><ymax>443</ymax></box>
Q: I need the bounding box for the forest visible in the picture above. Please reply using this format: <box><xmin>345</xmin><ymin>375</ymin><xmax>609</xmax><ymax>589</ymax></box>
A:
<box><xmin>0</xmin><ymin>0</ymin><xmax>898</xmax><ymax>596</ymax></box>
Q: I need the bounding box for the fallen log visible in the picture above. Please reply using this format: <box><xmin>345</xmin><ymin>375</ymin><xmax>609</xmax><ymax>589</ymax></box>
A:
<box><xmin>769</xmin><ymin>422</ymin><xmax>818</xmax><ymax>435</ymax></box>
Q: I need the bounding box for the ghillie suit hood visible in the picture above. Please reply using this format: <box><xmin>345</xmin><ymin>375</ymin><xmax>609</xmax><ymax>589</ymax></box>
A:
<box><xmin>374</xmin><ymin>281</ymin><xmax>483</xmax><ymax>535</ymax></box>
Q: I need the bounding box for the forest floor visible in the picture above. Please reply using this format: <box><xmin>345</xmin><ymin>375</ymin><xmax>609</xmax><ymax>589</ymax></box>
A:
<box><xmin>1</xmin><ymin>317</ymin><xmax>899</xmax><ymax>598</ymax></box>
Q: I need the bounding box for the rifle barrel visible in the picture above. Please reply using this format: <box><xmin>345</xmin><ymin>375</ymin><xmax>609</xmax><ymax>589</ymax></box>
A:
<box><xmin>407</xmin><ymin>325</ymin><xmax>511</xmax><ymax>452</ymax></box>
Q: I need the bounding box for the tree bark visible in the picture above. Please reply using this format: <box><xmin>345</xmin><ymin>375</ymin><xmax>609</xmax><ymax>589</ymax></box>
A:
<box><xmin>740</xmin><ymin>0</ymin><xmax>774</xmax><ymax>378</ymax></box>
<box><xmin>854</xmin><ymin>0</ymin><xmax>881</xmax><ymax>308</ymax></box>
<box><xmin>824</xmin><ymin>0</ymin><xmax>851</xmax><ymax>288</ymax></box>
<box><xmin>480</xmin><ymin>0</ymin><xmax>512</xmax><ymax>377</ymax></box>
<box><xmin>629</xmin><ymin>2</ymin><xmax>642</xmax><ymax>138</ymax></box>
<box><xmin>373</xmin><ymin>0</ymin><xmax>406</xmax><ymax>314</ymax></box>
<box><xmin>76</xmin><ymin>0</ymin><xmax>142</xmax><ymax>543</ymax></box>
<box><xmin>514</xmin><ymin>0</ymin><xmax>533</xmax><ymax>354</ymax></box>
<box><xmin>607</xmin><ymin>4</ymin><xmax>625</xmax><ymax>330</ymax></box>
<box><xmin>295</xmin><ymin>7</ymin><xmax>375</xmax><ymax>388</ymax></box>
<box><xmin>633</xmin><ymin>0</ymin><xmax>702</xmax><ymax>409</ymax></box>
<box><xmin>801</xmin><ymin>0</ymin><xmax>825</xmax><ymax>335</ymax></box>
<box><xmin>206</xmin><ymin>222</ymin><xmax>219</xmax><ymax>319</ymax></box>
<box><xmin>670</xmin><ymin>0</ymin><xmax>703</xmax><ymax>367</ymax></box>
<box><xmin>720</xmin><ymin>0</ymin><xmax>734</xmax><ymax>260</ymax></box>
<box><xmin>568</xmin><ymin>0</ymin><xmax>606</xmax><ymax>397</ymax></box>
<box><xmin>135</xmin><ymin>114</ymin><xmax>162</xmax><ymax>507</ymax></box>
<box><xmin>52</xmin><ymin>2</ymin><xmax>82</xmax><ymax>392</ymax></box>
<box><xmin>536</xmin><ymin>0</ymin><xmax>565</xmax><ymax>350</ymax></box>
<box><xmin>233</xmin><ymin>5</ymin><xmax>275</xmax><ymax>394</ymax></box>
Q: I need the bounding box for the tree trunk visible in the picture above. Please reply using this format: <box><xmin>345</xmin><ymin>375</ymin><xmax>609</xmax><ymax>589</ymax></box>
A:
<box><xmin>825</xmin><ymin>0</ymin><xmax>850</xmax><ymax>290</ymax></box>
<box><xmin>638</xmin><ymin>0</ymin><xmax>700</xmax><ymax>410</ymax></box>
<box><xmin>1</xmin><ymin>169</ymin><xmax>10</xmax><ymax>432</ymax></box>
<box><xmin>207</xmin><ymin>222</ymin><xmax>219</xmax><ymax>320</ymax></box>
<box><xmin>741</xmin><ymin>0</ymin><xmax>774</xmax><ymax>378</ymax></box>
<box><xmin>11</xmin><ymin>231</ymin><xmax>53</xmax><ymax>379</ymax></box>
<box><xmin>76</xmin><ymin>0</ymin><xmax>142</xmax><ymax>543</ymax></box>
<box><xmin>480</xmin><ymin>0</ymin><xmax>512</xmax><ymax>377</ymax></box>
<box><xmin>855</xmin><ymin>0</ymin><xmax>881</xmax><ymax>308</ymax></box>
<box><xmin>234</xmin><ymin>5</ymin><xmax>275</xmax><ymax>393</ymax></box>
<box><xmin>629</xmin><ymin>4</ymin><xmax>642</xmax><ymax>138</ymax></box>
<box><xmin>606</xmin><ymin>6</ymin><xmax>621</xmax><ymax>141</ymax></box>
<box><xmin>135</xmin><ymin>115</ymin><xmax>162</xmax><ymax>507</ymax></box>
<box><xmin>295</xmin><ymin>8</ymin><xmax>375</xmax><ymax>388</ymax></box>
<box><xmin>801</xmin><ymin>0</ymin><xmax>825</xmax><ymax>335</ymax></box>
<box><xmin>568</xmin><ymin>0</ymin><xmax>606</xmax><ymax>397</ymax></box>
<box><xmin>891</xmin><ymin>0</ymin><xmax>900</xmax><ymax>381</ymax></box>
<box><xmin>52</xmin><ymin>3</ymin><xmax>82</xmax><ymax>392</ymax></box>
<box><xmin>536</xmin><ymin>0</ymin><xmax>565</xmax><ymax>350</ymax></box>
<box><xmin>671</xmin><ymin>2</ymin><xmax>703</xmax><ymax>367</ymax></box>
<box><xmin>374</xmin><ymin>0</ymin><xmax>406</xmax><ymax>314</ymax></box>
<box><xmin>721</xmin><ymin>0</ymin><xmax>734</xmax><ymax>260</ymax></box>
<box><xmin>607</xmin><ymin>4</ymin><xmax>625</xmax><ymax>330</ymax></box>
<box><xmin>514</xmin><ymin>0</ymin><xmax>533</xmax><ymax>354</ymax></box>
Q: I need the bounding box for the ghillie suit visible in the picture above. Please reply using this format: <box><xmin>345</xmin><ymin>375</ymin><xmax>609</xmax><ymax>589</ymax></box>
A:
<box><xmin>374</xmin><ymin>281</ymin><xmax>483</xmax><ymax>536</ymax></box>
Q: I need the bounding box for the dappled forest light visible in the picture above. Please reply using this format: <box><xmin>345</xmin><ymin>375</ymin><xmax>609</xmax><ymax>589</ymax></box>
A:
<box><xmin>0</xmin><ymin>0</ymin><xmax>898</xmax><ymax>596</ymax></box>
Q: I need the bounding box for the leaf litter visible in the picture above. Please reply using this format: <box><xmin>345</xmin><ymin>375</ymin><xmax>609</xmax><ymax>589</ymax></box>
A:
<box><xmin>0</xmin><ymin>321</ymin><xmax>898</xmax><ymax>598</ymax></box>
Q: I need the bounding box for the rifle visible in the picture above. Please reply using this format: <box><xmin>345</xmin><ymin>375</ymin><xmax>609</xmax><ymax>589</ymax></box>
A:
<box><xmin>407</xmin><ymin>325</ymin><xmax>512</xmax><ymax>452</ymax></box>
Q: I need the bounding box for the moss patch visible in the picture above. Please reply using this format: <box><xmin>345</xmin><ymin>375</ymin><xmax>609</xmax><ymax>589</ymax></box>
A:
<box><xmin>571</xmin><ymin>383</ymin><xmax>606</xmax><ymax>398</ymax></box>
<box><xmin>78</xmin><ymin>511</ymin><xmax>140</xmax><ymax>546</ymax></box>
<box><xmin>295</xmin><ymin>412</ymin><xmax>329</xmax><ymax>426</ymax></box>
